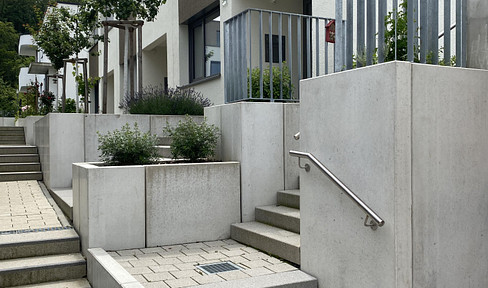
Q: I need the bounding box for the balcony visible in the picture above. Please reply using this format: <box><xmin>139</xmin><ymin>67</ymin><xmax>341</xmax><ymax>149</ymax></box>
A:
<box><xmin>18</xmin><ymin>35</ymin><xmax>37</xmax><ymax>57</ymax></box>
<box><xmin>224</xmin><ymin>2</ymin><xmax>467</xmax><ymax>103</ymax></box>
<box><xmin>18</xmin><ymin>67</ymin><xmax>44</xmax><ymax>93</ymax></box>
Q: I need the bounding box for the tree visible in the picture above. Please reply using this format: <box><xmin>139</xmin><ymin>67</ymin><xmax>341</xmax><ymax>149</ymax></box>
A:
<box><xmin>0</xmin><ymin>0</ymin><xmax>51</xmax><ymax>34</ymax></box>
<box><xmin>0</xmin><ymin>21</ymin><xmax>32</xmax><ymax>88</ymax></box>
<box><xmin>0</xmin><ymin>78</ymin><xmax>18</xmax><ymax>117</ymax></box>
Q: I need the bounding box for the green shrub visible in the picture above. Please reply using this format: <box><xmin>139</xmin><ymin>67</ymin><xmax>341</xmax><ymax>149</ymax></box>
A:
<box><xmin>97</xmin><ymin>123</ymin><xmax>159</xmax><ymax>165</ymax></box>
<box><xmin>121</xmin><ymin>87</ymin><xmax>212</xmax><ymax>115</ymax></box>
<box><xmin>164</xmin><ymin>116</ymin><xmax>219</xmax><ymax>162</ymax></box>
<box><xmin>248</xmin><ymin>63</ymin><xmax>294</xmax><ymax>100</ymax></box>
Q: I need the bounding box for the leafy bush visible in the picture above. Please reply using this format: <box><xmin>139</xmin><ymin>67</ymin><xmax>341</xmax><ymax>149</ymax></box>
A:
<box><xmin>248</xmin><ymin>63</ymin><xmax>294</xmax><ymax>100</ymax></box>
<box><xmin>97</xmin><ymin>123</ymin><xmax>159</xmax><ymax>165</ymax></box>
<box><xmin>55</xmin><ymin>98</ymin><xmax>77</xmax><ymax>113</ymax></box>
<box><xmin>121</xmin><ymin>87</ymin><xmax>212</xmax><ymax>115</ymax></box>
<box><xmin>164</xmin><ymin>116</ymin><xmax>219</xmax><ymax>162</ymax></box>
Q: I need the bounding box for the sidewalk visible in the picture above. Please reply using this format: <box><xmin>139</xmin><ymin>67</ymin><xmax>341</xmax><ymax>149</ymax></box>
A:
<box><xmin>0</xmin><ymin>180</ymin><xmax>64</xmax><ymax>233</ymax></box>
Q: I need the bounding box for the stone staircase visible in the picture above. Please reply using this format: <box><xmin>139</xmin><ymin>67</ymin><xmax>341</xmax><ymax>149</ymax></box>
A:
<box><xmin>0</xmin><ymin>127</ymin><xmax>42</xmax><ymax>182</ymax></box>
<box><xmin>231</xmin><ymin>189</ymin><xmax>301</xmax><ymax>265</ymax></box>
<box><xmin>156</xmin><ymin>136</ymin><xmax>172</xmax><ymax>158</ymax></box>
<box><xmin>0</xmin><ymin>229</ymin><xmax>89</xmax><ymax>287</ymax></box>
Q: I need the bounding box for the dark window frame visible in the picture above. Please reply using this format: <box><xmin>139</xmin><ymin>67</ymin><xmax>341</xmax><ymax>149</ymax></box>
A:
<box><xmin>188</xmin><ymin>5</ymin><xmax>220</xmax><ymax>83</ymax></box>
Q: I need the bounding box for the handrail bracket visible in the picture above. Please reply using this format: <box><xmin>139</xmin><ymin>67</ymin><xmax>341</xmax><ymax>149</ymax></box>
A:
<box><xmin>298</xmin><ymin>158</ymin><xmax>310</xmax><ymax>172</ymax></box>
<box><xmin>364</xmin><ymin>215</ymin><xmax>378</xmax><ymax>230</ymax></box>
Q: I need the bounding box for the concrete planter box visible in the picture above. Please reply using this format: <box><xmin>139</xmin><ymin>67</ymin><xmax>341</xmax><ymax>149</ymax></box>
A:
<box><xmin>73</xmin><ymin>163</ymin><xmax>145</xmax><ymax>256</ymax></box>
<box><xmin>146</xmin><ymin>162</ymin><xmax>240</xmax><ymax>246</ymax></box>
<box><xmin>73</xmin><ymin>161</ymin><xmax>240</xmax><ymax>253</ymax></box>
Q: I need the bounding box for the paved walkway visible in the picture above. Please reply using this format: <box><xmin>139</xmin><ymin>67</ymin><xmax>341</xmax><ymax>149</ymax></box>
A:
<box><xmin>0</xmin><ymin>180</ymin><xmax>63</xmax><ymax>233</ymax></box>
<box><xmin>112</xmin><ymin>239</ymin><xmax>297</xmax><ymax>288</ymax></box>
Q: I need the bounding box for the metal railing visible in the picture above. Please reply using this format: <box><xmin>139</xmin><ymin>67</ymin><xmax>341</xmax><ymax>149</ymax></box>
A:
<box><xmin>224</xmin><ymin>1</ymin><xmax>467</xmax><ymax>103</ymax></box>
<box><xmin>290</xmin><ymin>150</ymin><xmax>385</xmax><ymax>230</ymax></box>
<box><xmin>224</xmin><ymin>8</ymin><xmax>337</xmax><ymax>103</ymax></box>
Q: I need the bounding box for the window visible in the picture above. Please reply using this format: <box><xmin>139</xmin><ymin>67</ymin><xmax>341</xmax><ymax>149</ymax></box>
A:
<box><xmin>265</xmin><ymin>34</ymin><xmax>286</xmax><ymax>63</ymax></box>
<box><xmin>189</xmin><ymin>8</ymin><xmax>221</xmax><ymax>82</ymax></box>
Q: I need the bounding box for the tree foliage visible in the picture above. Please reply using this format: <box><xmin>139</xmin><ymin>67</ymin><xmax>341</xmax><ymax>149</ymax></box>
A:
<box><xmin>81</xmin><ymin>0</ymin><xmax>167</xmax><ymax>21</ymax></box>
<box><xmin>27</xmin><ymin>4</ymin><xmax>96</xmax><ymax>70</ymax></box>
<box><xmin>0</xmin><ymin>0</ymin><xmax>52</xmax><ymax>34</ymax></box>
<box><xmin>0</xmin><ymin>78</ymin><xmax>18</xmax><ymax>117</ymax></box>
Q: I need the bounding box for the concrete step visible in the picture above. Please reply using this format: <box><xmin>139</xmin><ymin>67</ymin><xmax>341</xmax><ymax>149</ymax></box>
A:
<box><xmin>157</xmin><ymin>136</ymin><xmax>172</xmax><ymax>146</ymax></box>
<box><xmin>255</xmin><ymin>205</ymin><xmax>300</xmax><ymax>234</ymax></box>
<box><xmin>0</xmin><ymin>127</ymin><xmax>24</xmax><ymax>133</ymax></box>
<box><xmin>0</xmin><ymin>154</ymin><xmax>40</xmax><ymax>163</ymax></box>
<box><xmin>0</xmin><ymin>162</ymin><xmax>41</xmax><ymax>172</ymax></box>
<box><xmin>50</xmin><ymin>188</ymin><xmax>73</xmax><ymax>221</ymax></box>
<box><xmin>0</xmin><ymin>229</ymin><xmax>80</xmax><ymax>260</ymax></box>
<box><xmin>156</xmin><ymin>145</ymin><xmax>172</xmax><ymax>158</ymax></box>
<box><xmin>0</xmin><ymin>171</ymin><xmax>42</xmax><ymax>182</ymax></box>
<box><xmin>14</xmin><ymin>278</ymin><xmax>91</xmax><ymax>288</ymax></box>
<box><xmin>0</xmin><ymin>146</ymin><xmax>37</xmax><ymax>155</ymax></box>
<box><xmin>0</xmin><ymin>253</ymin><xmax>86</xmax><ymax>287</ymax></box>
<box><xmin>277</xmin><ymin>189</ymin><xmax>300</xmax><ymax>209</ymax></box>
<box><xmin>0</xmin><ymin>138</ymin><xmax>26</xmax><ymax>145</ymax></box>
<box><xmin>231</xmin><ymin>221</ymin><xmax>300</xmax><ymax>265</ymax></box>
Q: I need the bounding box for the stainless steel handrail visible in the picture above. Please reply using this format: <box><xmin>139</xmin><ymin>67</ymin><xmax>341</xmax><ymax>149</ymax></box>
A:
<box><xmin>290</xmin><ymin>150</ymin><xmax>385</xmax><ymax>230</ymax></box>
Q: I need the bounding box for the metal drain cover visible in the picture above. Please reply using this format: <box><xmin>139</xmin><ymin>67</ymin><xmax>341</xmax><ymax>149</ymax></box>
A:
<box><xmin>196</xmin><ymin>261</ymin><xmax>242</xmax><ymax>274</ymax></box>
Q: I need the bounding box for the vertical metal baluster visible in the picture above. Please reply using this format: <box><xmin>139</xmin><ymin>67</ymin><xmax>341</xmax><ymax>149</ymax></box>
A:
<box><xmin>414</xmin><ymin>0</ymin><xmax>419</xmax><ymax>54</ymax></box>
<box><xmin>357</xmin><ymin>0</ymin><xmax>365</xmax><ymax>67</ymax></box>
<box><xmin>325</xmin><ymin>39</ymin><xmax>328</xmax><ymax>74</ymax></box>
<box><xmin>229</xmin><ymin>20</ymin><xmax>234</xmax><ymax>102</ymax></box>
<box><xmin>420</xmin><ymin>0</ymin><xmax>428</xmax><ymax>63</ymax></box>
<box><xmin>259</xmin><ymin>11</ymin><xmax>264</xmax><ymax>98</ymax></box>
<box><xmin>306</xmin><ymin>17</ymin><xmax>311</xmax><ymax>78</ymax></box>
<box><xmin>343</xmin><ymin>20</ymin><xmax>346</xmax><ymax>68</ymax></box>
<box><xmin>249</xmin><ymin>11</ymin><xmax>252</xmax><ymax>99</ymax></box>
<box><xmin>241</xmin><ymin>14</ymin><xmax>248</xmax><ymax>99</ymax></box>
<box><xmin>346</xmin><ymin>0</ymin><xmax>353</xmax><ymax>69</ymax></box>
<box><xmin>335</xmin><ymin>0</ymin><xmax>343</xmax><ymax>72</ymax></box>
<box><xmin>444</xmin><ymin>0</ymin><xmax>451</xmax><ymax>65</ymax></box>
<box><xmin>407</xmin><ymin>0</ymin><xmax>414</xmax><ymax>61</ymax></box>
<box><xmin>269</xmin><ymin>12</ymin><xmax>273</xmax><ymax>101</ymax></box>
<box><xmin>288</xmin><ymin>15</ymin><xmax>293</xmax><ymax>99</ymax></box>
<box><xmin>279</xmin><ymin>13</ymin><xmax>283</xmax><ymax>99</ymax></box>
<box><xmin>298</xmin><ymin>16</ymin><xmax>302</xmax><ymax>81</ymax></box>
<box><xmin>224</xmin><ymin>21</ymin><xmax>229</xmax><ymax>102</ymax></box>
<box><xmin>236</xmin><ymin>16</ymin><xmax>241</xmax><ymax>100</ymax></box>
<box><xmin>316</xmin><ymin>18</ymin><xmax>320</xmax><ymax>76</ymax></box>
<box><xmin>394</xmin><ymin>0</ymin><xmax>398</xmax><ymax>60</ymax></box>
<box><xmin>461</xmin><ymin>0</ymin><xmax>467</xmax><ymax>67</ymax></box>
<box><xmin>366</xmin><ymin>0</ymin><xmax>375</xmax><ymax>65</ymax></box>
<box><xmin>378</xmin><ymin>0</ymin><xmax>386</xmax><ymax>63</ymax></box>
<box><xmin>431</xmin><ymin>0</ymin><xmax>439</xmax><ymax>64</ymax></box>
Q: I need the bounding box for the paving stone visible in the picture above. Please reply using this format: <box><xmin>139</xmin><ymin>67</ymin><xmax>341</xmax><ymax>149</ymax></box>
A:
<box><xmin>240</xmin><ymin>259</ymin><xmax>269</xmax><ymax>269</ymax></box>
<box><xmin>191</xmin><ymin>274</ymin><xmax>224</xmax><ymax>285</ymax></box>
<box><xmin>225</xmin><ymin>256</ymin><xmax>250</xmax><ymax>264</ymax></box>
<box><xmin>201</xmin><ymin>246</ymin><xmax>229</xmax><ymax>253</ymax></box>
<box><xmin>143</xmin><ymin>272</ymin><xmax>175</xmax><ymax>282</ymax></box>
<box><xmin>242</xmin><ymin>252</ymin><xmax>270</xmax><ymax>261</ymax></box>
<box><xmin>203</xmin><ymin>240</ymin><xmax>226</xmax><ymax>247</ymax></box>
<box><xmin>176</xmin><ymin>255</ymin><xmax>205</xmax><ymax>263</ymax></box>
<box><xmin>217</xmin><ymin>270</ymin><xmax>250</xmax><ymax>281</ymax></box>
<box><xmin>222</xmin><ymin>244</ymin><xmax>246</xmax><ymax>250</ymax></box>
<box><xmin>162</xmin><ymin>244</ymin><xmax>185</xmax><ymax>251</ymax></box>
<box><xmin>149</xmin><ymin>265</ymin><xmax>179</xmax><ymax>273</ymax></box>
<box><xmin>170</xmin><ymin>269</ymin><xmax>202</xmax><ymax>279</ymax></box>
<box><xmin>136</xmin><ymin>253</ymin><xmax>162</xmax><ymax>260</ymax></box>
<box><xmin>154</xmin><ymin>257</ymin><xmax>183</xmax><ymax>265</ymax></box>
<box><xmin>141</xmin><ymin>247</ymin><xmax>165</xmax><ymax>254</ymax></box>
<box><xmin>200</xmin><ymin>252</ymin><xmax>226</xmax><ymax>261</ymax></box>
<box><xmin>119</xmin><ymin>261</ymin><xmax>133</xmax><ymax>268</ymax></box>
<box><xmin>118</xmin><ymin>249</ymin><xmax>144</xmax><ymax>256</ymax></box>
<box><xmin>133</xmin><ymin>274</ymin><xmax>148</xmax><ymax>283</ymax></box>
<box><xmin>221</xmin><ymin>249</ymin><xmax>246</xmax><ymax>257</ymax></box>
<box><xmin>130</xmin><ymin>259</ymin><xmax>159</xmax><ymax>267</ymax></box>
<box><xmin>265</xmin><ymin>263</ymin><xmax>297</xmax><ymax>273</ymax></box>
<box><xmin>242</xmin><ymin>267</ymin><xmax>274</xmax><ymax>277</ymax></box>
<box><xmin>180</xmin><ymin>248</ymin><xmax>205</xmax><ymax>256</ymax></box>
<box><xmin>126</xmin><ymin>266</ymin><xmax>153</xmax><ymax>275</ymax></box>
<box><xmin>164</xmin><ymin>277</ymin><xmax>199</xmax><ymax>288</ymax></box>
<box><xmin>222</xmin><ymin>239</ymin><xmax>238</xmax><ymax>245</ymax></box>
<box><xmin>183</xmin><ymin>243</ymin><xmax>207</xmax><ymax>249</ymax></box>
<box><xmin>174</xmin><ymin>263</ymin><xmax>197</xmax><ymax>271</ymax></box>
<box><xmin>143</xmin><ymin>281</ymin><xmax>170</xmax><ymax>288</ymax></box>
<box><xmin>158</xmin><ymin>250</ymin><xmax>184</xmax><ymax>258</ymax></box>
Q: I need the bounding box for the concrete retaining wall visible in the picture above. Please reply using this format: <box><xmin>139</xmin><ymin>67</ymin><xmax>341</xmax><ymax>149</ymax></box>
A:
<box><xmin>0</xmin><ymin>117</ymin><xmax>15</xmax><ymax>126</ymax></box>
<box><xmin>299</xmin><ymin>62</ymin><xmax>488</xmax><ymax>288</ymax></box>
<box><xmin>73</xmin><ymin>161</ymin><xmax>240</xmax><ymax>254</ymax></box>
<box><xmin>34</xmin><ymin>114</ymin><xmax>203</xmax><ymax>190</ymax></box>
<box><xmin>205</xmin><ymin>102</ymin><xmax>300</xmax><ymax>222</ymax></box>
